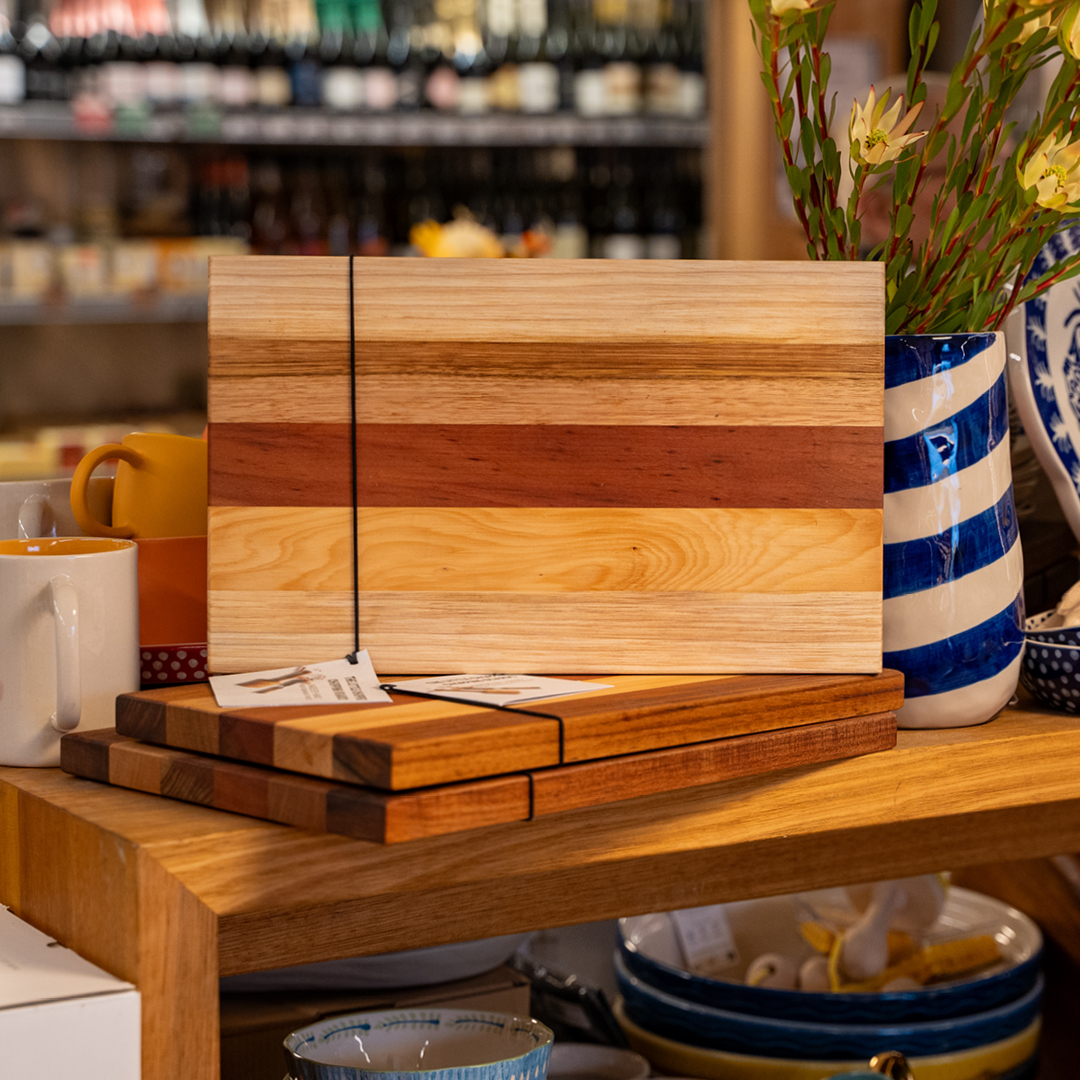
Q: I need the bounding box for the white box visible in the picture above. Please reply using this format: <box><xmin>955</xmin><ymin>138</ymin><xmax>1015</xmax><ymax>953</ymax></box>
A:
<box><xmin>0</xmin><ymin>906</ymin><xmax>140</xmax><ymax>1078</ymax></box>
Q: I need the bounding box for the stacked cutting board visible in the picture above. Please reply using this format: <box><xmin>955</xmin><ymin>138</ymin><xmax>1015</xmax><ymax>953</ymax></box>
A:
<box><xmin>61</xmin><ymin>672</ymin><xmax>903</xmax><ymax>843</ymax></box>
<box><xmin>64</xmin><ymin>257</ymin><xmax>899</xmax><ymax>843</ymax></box>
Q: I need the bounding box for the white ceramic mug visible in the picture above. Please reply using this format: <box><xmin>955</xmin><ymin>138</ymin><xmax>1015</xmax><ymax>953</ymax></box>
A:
<box><xmin>0</xmin><ymin>537</ymin><xmax>139</xmax><ymax>767</ymax></box>
<box><xmin>0</xmin><ymin>477</ymin><xmax>114</xmax><ymax>541</ymax></box>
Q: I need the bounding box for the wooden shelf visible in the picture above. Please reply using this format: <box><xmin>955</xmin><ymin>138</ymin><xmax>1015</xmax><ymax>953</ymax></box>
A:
<box><xmin>0</xmin><ymin>102</ymin><xmax>708</xmax><ymax>147</ymax></box>
<box><xmin>4</xmin><ymin>698</ymin><xmax>1080</xmax><ymax>1079</ymax></box>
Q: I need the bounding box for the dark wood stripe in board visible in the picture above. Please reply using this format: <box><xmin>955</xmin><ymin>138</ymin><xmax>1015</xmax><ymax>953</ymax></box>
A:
<box><xmin>209</xmin><ymin>339</ymin><xmax>884</xmax><ymax>380</ymax></box>
<box><xmin>210</xmin><ymin>423</ymin><xmax>884</xmax><ymax>509</ymax></box>
<box><xmin>59</xmin><ymin>728</ymin><xmax>118</xmax><ymax>782</ymax></box>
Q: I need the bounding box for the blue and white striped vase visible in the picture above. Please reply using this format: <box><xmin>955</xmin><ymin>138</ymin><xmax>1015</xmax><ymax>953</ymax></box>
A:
<box><xmin>883</xmin><ymin>332</ymin><xmax>1025</xmax><ymax>728</ymax></box>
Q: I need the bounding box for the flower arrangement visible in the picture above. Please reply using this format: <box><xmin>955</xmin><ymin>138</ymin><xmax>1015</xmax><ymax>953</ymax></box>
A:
<box><xmin>749</xmin><ymin>0</ymin><xmax>1080</xmax><ymax>333</ymax></box>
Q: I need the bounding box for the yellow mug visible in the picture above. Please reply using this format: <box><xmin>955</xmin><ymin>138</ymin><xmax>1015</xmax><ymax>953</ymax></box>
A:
<box><xmin>70</xmin><ymin>432</ymin><xmax>208</xmax><ymax>539</ymax></box>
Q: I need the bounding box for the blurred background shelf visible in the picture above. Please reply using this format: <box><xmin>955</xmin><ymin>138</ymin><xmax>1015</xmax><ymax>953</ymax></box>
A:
<box><xmin>0</xmin><ymin>102</ymin><xmax>709</xmax><ymax>145</ymax></box>
<box><xmin>0</xmin><ymin>292</ymin><xmax>206</xmax><ymax>322</ymax></box>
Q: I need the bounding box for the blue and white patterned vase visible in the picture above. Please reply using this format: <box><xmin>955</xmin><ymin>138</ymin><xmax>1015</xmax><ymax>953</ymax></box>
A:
<box><xmin>883</xmin><ymin>332</ymin><xmax>1024</xmax><ymax>728</ymax></box>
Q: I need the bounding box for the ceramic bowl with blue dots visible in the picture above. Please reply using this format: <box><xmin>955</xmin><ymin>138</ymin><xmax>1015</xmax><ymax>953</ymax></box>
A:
<box><xmin>284</xmin><ymin>1009</ymin><xmax>554</xmax><ymax>1080</ymax></box>
<box><xmin>1020</xmin><ymin>611</ymin><xmax>1080</xmax><ymax>712</ymax></box>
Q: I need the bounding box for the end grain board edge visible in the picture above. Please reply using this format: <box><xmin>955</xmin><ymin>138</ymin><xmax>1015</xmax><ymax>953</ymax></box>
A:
<box><xmin>62</xmin><ymin>712</ymin><xmax>897</xmax><ymax>844</ymax></box>
<box><xmin>114</xmin><ymin>672</ymin><xmax>905</xmax><ymax>790</ymax></box>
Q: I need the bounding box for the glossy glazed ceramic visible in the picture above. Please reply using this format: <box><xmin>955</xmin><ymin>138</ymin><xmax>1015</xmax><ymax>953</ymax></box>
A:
<box><xmin>618</xmin><ymin>888</ymin><xmax>1041</xmax><ymax>1025</ymax></box>
<box><xmin>0</xmin><ymin>477</ymin><xmax>112</xmax><ymax>540</ymax></box>
<box><xmin>0</xmin><ymin>537</ymin><xmax>139</xmax><ymax>766</ymax></box>
<box><xmin>1006</xmin><ymin>223</ymin><xmax>1080</xmax><ymax>546</ymax></box>
<box><xmin>1018</xmin><ymin>610</ymin><xmax>1080</xmax><ymax>712</ymax></box>
<box><xmin>614</xmin><ymin>952</ymin><xmax>1042</xmax><ymax>1060</ymax></box>
<box><xmin>284</xmin><ymin>1009</ymin><xmax>553</xmax><ymax>1080</ymax></box>
<box><xmin>613</xmin><ymin>999</ymin><xmax>1040</xmax><ymax>1080</ymax></box>
<box><xmin>70</xmin><ymin>431</ymin><xmax>207</xmax><ymax>539</ymax></box>
<box><xmin>546</xmin><ymin>1044</ymin><xmax>650</xmax><ymax>1080</ymax></box>
<box><xmin>883</xmin><ymin>332</ymin><xmax>1023</xmax><ymax>728</ymax></box>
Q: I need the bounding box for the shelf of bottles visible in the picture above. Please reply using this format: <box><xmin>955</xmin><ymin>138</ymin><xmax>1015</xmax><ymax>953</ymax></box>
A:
<box><xmin>0</xmin><ymin>0</ymin><xmax>707</xmax><ymax>138</ymax></box>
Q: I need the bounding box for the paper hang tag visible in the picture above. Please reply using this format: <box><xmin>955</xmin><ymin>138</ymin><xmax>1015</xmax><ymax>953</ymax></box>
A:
<box><xmin>383</xmin><ymin>674</ymin><xmax>612</xmax><ymax>708</ymax></box>
<box><xmin>671</xmin><ymin>904</ymin><xmax>740</xmax><ymax>975</ymax></box>
<box><xmin>209</xmin><ymin>650</ymin><xmax>392</xmax><ymax>708</ymax></box>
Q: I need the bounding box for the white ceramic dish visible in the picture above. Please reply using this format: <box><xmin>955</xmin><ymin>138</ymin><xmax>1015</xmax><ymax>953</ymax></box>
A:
<box><xmin>220</xmin><ymin>934</ymin><xmax>535</xmax><ymax>993</ymax></box>
<box><xmin>1006</xmin><ymin>222</ymin><xmax>1080</xmax><ymax>544</ymax></box>
<box><xmin>546</xmin><ymin>1043</ymin><xmax>650</xmax><ymax>1080</ymax></box>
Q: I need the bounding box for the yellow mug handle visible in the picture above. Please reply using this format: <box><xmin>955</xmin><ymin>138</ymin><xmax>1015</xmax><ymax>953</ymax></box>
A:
<box><xmin>71</xmin><ymin>444</ymin><xmax>143</xmax><ymax>539</ymax></box>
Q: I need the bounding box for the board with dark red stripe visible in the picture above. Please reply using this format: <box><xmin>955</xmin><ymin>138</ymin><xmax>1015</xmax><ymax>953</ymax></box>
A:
<box><xmin>113</xmin><ymin>672</ymin><xmax>904</xmax><ymax>790</ymax></box>
<box><xmin>63</xmin><ymin>709</ymin><xmax>897</xmax><ymax>844</ymax></box>
<box><xmin>208</xmin><ymin>258</ymin><xmax>885</xmax><ymax>674</ymax></box>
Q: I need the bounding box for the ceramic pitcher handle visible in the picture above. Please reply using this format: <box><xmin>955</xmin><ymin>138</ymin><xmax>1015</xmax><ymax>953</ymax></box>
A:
<box><xmin>49</xmin><ymin>575</ymin><xmax>81</xmax><ymax>733</ymax></box>
<box><xmin>70</xmin><ymin>443</ymin><xmax>141</xmax><ymax>539</ymax></box>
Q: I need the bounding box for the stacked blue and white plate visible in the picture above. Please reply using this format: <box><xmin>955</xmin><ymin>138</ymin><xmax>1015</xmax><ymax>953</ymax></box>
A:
<box><xmin>613</xmin><ymin>888</ymin><xmax>1043</xmax><ymax>1080</ymax></box>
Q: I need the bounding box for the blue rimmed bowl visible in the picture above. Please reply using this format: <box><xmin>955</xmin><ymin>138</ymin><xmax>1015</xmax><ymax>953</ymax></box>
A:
<box><xmin>618</xmin><ymin>888</ymin><xmax>1041</xmax><ymax>1026</ymax></box>
<box><xmin>614</xmin><ymin>952</ymin><xmax>1042</xmax><ymax>1060</ymax></box>
<box><xmin>284</xmin><ymin>1009</ymin><xmax>554</xmax><ymax>1080</ymax></box>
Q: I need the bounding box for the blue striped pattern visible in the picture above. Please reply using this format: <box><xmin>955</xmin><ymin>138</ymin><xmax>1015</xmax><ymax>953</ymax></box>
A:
<box><xmin>884</xmin><ymin>596</ymin><xmax>1025</xmax><ymax>698</ymax></box>
<box><xmin>885</xmin><ymin>331</ymin><xmax>996</xmax><ymax>389</ymax></box>
<box><xmin>884</xmin><ymin>371</ymin><xmax>1008</xmax><ymax>494</ymax></box>
<box><xmin>883</xmin><ymin>333</ymin><xmax>1023</xmax><ymax>727</ymax></box>
<box><xmin>883</xmin><ymin>489</ymin><xmax>1019</xmax><ymax>599</ymax></box>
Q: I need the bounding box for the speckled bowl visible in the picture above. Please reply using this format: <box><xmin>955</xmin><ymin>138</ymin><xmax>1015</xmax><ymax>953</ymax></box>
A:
<box><xmin>284</xmin><ymin>1009</ymin><xmax>553</xmax><ymax>1080</ymax></box>
<box><xmin>1020</xmin><ymin>611</ymin><xmax>1080</xmax><ymax>713</ymax></box>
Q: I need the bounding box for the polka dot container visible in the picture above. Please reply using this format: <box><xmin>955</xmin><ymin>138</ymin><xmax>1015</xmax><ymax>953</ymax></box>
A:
<box><xmin>140</xmin><ymin>644</ymin><xmax>209</xmax><ymax>690</ymax></box>
<box><xmin>1020</xmin><ymin>611</ymin><xmax>1080</xmax><ymax>712</ymax></box>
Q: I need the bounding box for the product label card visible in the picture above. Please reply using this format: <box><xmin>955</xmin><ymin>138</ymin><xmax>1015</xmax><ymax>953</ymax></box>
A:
<box><xmin>382</xmin><ymin>674</ymin><xmax>612</xmax><ymax>708</ymax></box>
<box><xmin>209</xmin><ymin>651</ymin><xmax>392</xmax><ymax>708</ymax></box>
<box><xmin>671</xmin><ymin>904</ymin><xmax>740</xmax><ymax>974</ymax></box>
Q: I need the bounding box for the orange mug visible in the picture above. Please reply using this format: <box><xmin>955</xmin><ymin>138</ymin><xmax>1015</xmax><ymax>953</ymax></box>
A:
<box><xmin>71</xmin><ymin>432</ymin><xmax>207</xmax><ymax>539</ymax></box>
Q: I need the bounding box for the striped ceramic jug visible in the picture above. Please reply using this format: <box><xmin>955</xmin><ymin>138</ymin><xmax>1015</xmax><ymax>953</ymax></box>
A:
<box><xmin>882</xmin><ymin>332</ymin><xmax>1024</xmax><ymax>728</ymax></box>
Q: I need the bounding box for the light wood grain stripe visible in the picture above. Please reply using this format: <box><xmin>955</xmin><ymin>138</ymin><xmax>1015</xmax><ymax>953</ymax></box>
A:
<box><xmin>207</xmin><ymin>590</ymin><xmax>883</xmax><ymax>674</ymax></box>
<box><xmin>210</xmin><ymin>374</ymin><xmax>884</xmax><ymax>427</ymax></box>
<box><xmin>209</xmin><ymin>423</ymin><xmax>884</xmax><ymax>510</ymax></box>
<box><xmin>208</xmin><ymin>506</ymin><xmax>882</xmax><ymax>595</ymax></box>
<box><xmin>209</xmin><ymin>257</ymin><xmax>884</xmax><ymax>349</ymax></box>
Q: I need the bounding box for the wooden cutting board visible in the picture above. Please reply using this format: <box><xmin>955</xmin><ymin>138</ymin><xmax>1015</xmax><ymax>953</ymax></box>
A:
<box><xmin>207</xmin><ymin>257</ymin><xmax>885</xmax><ymax>675</ymax></box>
<box><xmin>62</xmin><ymin>712</ymin><xmax>898</xmax><ymax>844</ymax></box>
<box><xmin>115</xmin><ymin>671</ymin><xmax>904</xmax><ymax>790</ymax></box>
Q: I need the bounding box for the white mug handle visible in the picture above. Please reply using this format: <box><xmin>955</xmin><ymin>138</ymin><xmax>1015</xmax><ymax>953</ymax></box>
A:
<box><xmin>49</xmin><ymin>575</ymin><xmax>81</xmax><ymax>733</ymax></box>
<box><xmin>17</xmin><ymin>494</ymin><xmax>52</xmax><ymax>539</ymax></box>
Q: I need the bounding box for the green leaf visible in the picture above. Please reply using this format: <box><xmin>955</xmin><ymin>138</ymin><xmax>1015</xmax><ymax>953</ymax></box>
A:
<box><xmin>918</xmin><ymin>0</ymin><xmax>936</xmax><ymax>43</ymax></box>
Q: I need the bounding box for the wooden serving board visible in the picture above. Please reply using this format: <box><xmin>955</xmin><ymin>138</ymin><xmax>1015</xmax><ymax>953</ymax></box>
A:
<box><xmin>62</xmin><ymin>712</ymin><xmax>898</xmax><ymax>844</ymax></box>
<box><xmin>207</xmin><ymin>257</ymin><xmax>885</xmax><ymax>675</ymax></box>
<box><xmin>115</xmin><ymin>671</ymin><xmax>904</xmax><ymax>790</ymax></box>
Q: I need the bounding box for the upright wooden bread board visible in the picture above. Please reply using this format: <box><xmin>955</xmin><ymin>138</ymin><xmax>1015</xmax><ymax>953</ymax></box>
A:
<box><xmin>208</xmin><ymin>258</ymin><xmax>885</xmax><ymax>674</ymax></box>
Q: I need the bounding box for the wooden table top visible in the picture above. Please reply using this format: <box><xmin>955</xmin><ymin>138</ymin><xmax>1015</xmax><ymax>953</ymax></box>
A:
<box><xmin>5</xmin><ymin>698</ymin><xmax>1080</xmax><ymax>980</ymax></box>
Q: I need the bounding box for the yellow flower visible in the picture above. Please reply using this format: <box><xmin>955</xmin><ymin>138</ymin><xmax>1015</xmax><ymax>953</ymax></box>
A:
<box><xmin>849</xmin><ymin>87</ymin><xmax>927</xmax><ymax>166</ymax></box>
<box><xmin>984</xmin><ymin>0</ymin><xmax>1061</xmax><ymax>41</ymax></box>
<box><xmin>769</xmin><ymin>0</ymin><xmax>826</xmax><ymax>14</ymax></box>
<box><xmin>1018</xmin><ymin>133</ymin><xmax>1080</xmax><ymax>209</ymax></box>
<box><xmin>1061</xmin><ymin>1</ymin><xmax>1080</xmax><ymax>56</ymax></box>
<box><xmin>410</xmin><ymin>217</ymin><xmax>505</xmax><ymax>258</ymax></box>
